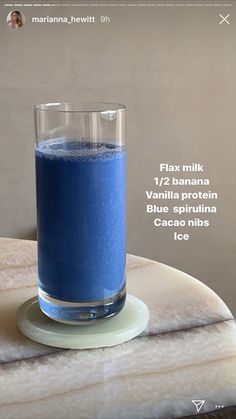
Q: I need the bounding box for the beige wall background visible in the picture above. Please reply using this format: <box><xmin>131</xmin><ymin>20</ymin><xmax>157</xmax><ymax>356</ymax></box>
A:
<box><xmin>0</xmin><ymin>3</ymin><xmax>236</xmax><ymax>314</ymax></box>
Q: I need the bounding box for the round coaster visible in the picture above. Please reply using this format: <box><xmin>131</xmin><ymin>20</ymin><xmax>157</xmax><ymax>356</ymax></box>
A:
<box><xmin>16</xmin><ymin>295</ymin><xmax>149</xmax><ymax>349</ymax></box>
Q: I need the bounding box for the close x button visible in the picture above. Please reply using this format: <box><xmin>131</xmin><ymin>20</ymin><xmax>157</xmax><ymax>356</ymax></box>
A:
<box><xmin>219</xmin><ymin>14</ymin><xmax>230</xmax><ymax>25</ymax></box>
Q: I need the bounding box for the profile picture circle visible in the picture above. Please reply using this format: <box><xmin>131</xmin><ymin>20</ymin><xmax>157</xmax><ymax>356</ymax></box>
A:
<box><xmin>7</xmin><ymin>10</ymin><xmax>25</xmax><ymax>29</ymax></box>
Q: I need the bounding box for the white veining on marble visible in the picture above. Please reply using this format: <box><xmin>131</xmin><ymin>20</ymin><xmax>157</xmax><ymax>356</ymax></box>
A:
<box><xmin>0</xmin><ymin>238</ymin><xmax>236</xmax><ymax>419</ymax></box>
<box><xmin>0</xmin><ymin>239</ymin><xmax>37</xmax><ymax>292</ymax></box>
<box><xmin>127</xmin><ymin>257</ymin><xmax>233</xmax><ymax>335</ymax></box>
<box><xmin>0</xmin><ymin>321</ymin><xmax>236</xmax><ymax>419</ymax></box>
<box><xmin>0</xmin><ymin>239</ymin><xmax>233</xmax><ymax>363</ymax></box>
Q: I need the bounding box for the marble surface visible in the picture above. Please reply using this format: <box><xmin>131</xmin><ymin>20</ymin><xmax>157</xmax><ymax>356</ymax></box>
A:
<box><xmin>0</xmin><ymin>238</ymin><xmax>236</xmax><ymax>419</ymax></box>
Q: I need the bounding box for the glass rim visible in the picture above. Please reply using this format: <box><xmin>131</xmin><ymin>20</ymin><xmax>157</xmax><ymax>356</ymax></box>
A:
<box><xmin>34</xmin><ymin>101</ymin><xmax>126</xmax><ymax>113</ymax></box>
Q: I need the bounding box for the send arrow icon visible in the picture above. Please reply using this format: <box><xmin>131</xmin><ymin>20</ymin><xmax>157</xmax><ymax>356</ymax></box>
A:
<box><xmin>192</xmin><ymin>400</ymin><xmax>205</xmax><ymax>413</ymax></box>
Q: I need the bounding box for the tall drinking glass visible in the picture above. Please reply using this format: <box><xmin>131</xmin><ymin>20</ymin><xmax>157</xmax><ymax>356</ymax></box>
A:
<box><xmin>34</xmin><ymin>102</ymin><xmax>126</xmax><ymax>324</ymax></box>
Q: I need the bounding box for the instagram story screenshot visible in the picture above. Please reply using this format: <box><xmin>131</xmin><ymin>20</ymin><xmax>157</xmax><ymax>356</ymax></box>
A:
<box><xmin>0</xmin><ymin>1</ymin><xmax>236</xmax><ymax>418</ymax></box>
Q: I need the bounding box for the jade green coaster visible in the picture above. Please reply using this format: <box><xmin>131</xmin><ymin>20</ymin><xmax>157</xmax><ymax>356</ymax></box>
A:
<box><xmin>17</xmin><ymin>295</ymin><xmax>149</xmax><ymax>349</ymax></box>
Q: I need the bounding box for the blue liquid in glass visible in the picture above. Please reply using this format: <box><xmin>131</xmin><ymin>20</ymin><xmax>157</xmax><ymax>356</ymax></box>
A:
<box><xmin>35</xmin><ymin>140</ymin><xmax>126</xmax><ymax>322</ymax></box>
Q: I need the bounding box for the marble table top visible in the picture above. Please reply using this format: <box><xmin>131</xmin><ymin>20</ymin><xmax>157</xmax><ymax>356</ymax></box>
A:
<box><xmin>0</xmin><ymin>238</ymin><xmax>236</xmax><ymax>419</ymax></box>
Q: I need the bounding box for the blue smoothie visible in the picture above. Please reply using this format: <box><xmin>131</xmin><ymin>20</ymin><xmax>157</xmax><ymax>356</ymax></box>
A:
<box><xmin>35</xmin><ymin>139</ymin><xmax>126</xmax><ymax>311</ymax></box>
